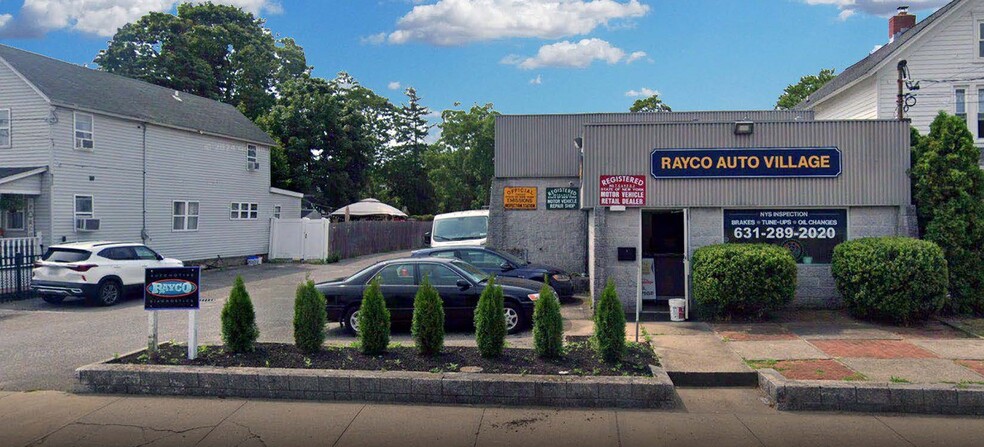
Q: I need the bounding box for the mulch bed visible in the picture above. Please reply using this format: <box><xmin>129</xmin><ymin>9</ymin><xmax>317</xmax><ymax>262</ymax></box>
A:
<box><xmin>113</xmin><ymin>339</ymin><xmax>657</xmax><ymax>377</ymax></box>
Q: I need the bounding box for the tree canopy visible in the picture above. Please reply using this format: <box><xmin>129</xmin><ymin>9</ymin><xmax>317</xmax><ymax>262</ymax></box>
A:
<box><xmin>94</xmin><ymin>2</ymin><xmax>308</xmax><ymax>120</ymax></box>
<box><xmin>776</xmin><ymin>69</ymin><xmax>836</xmax><ymax>110</ymax></box>
<box><xmin>629</xmin><ymin>94</ymin><xmax>672</xmax><ymax>113</ymax></box>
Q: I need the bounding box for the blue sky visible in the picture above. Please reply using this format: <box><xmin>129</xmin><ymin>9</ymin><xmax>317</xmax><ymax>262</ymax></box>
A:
<box><xmin>0</xmin><ymin>1</ymin><xmax>949</xmax><ymax>115</ymax></box>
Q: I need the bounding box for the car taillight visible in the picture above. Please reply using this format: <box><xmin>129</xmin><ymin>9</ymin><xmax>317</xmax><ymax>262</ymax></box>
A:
<box><xmin>528</xmin><ymin>293</ymin><xmax>540</xmax><ymax>301</ymax></box>
<box><xmin>68</xmin><ymin>264</ymin><xmax>97</xmax><ymax>272</ymax></box>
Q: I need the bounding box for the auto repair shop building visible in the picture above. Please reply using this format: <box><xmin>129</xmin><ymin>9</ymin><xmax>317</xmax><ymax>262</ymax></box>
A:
<box><xmin>488</xmin><ymin>111</ymin><xmax>915</xmax><ymax>313</ymax></box>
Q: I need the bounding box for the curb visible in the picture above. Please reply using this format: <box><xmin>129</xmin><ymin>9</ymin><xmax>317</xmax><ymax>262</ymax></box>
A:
<box><xmin>935</xmin><ymin>317</ymin><xmax>983</xmax><ymax>340</ymax></box>
<box><xmin>667</xmin><ymin>371</ymin><xmax>759</xmax><ymax>387</ymax></box>
<box><xmin>758</xmin><ymin>369</ymin><xmax>984</xmax><ymax>415</ymax></box>
<box><xmin>76</xmin><ymin>362</ymin><xmax>681</xmax><ymax>409</ymax></box>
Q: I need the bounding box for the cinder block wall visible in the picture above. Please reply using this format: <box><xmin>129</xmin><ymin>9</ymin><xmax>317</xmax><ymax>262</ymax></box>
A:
<box><xmin>488</xmin><ymin>178</ymin><xmax>587</xmax><ymax>274</ymax></box>
<box><xmin>588</xmin><ymin>207</ymin><xmax>641</xmax><ymax>314</ymax></box>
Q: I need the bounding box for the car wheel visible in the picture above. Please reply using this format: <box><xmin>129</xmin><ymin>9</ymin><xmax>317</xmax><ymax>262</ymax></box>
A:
<box><xmin>504</xmin><ymin>302</ymin><xmax>524</xmax><ymax>334</ymax></box>
<box><xmin>92</xmin><ymin>280</ymin><xmax>123</xmax><ymax>306</ymax></box>
<box><xmin>343</xmin><ymin>306</ymin><xmax>360</xmax><ymax>336</ymax></box>
<box><xmin>41</xmin><ymin>294</ymin><xmax>64</xmax><ymax>304</ymax></box>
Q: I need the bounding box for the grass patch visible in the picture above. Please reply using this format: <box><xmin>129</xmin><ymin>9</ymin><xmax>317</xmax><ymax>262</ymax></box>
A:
<box><xmin>843</xmin><ymin>373</ymin><xmax>867</xmax><ymax>382</ymax></box>
<box><xmin>745</xmin><ymin>359</ymin><xmax>780</xmax><ymax>370</ymax></box>
<box><xmin>890</xmin><ymin>376</ymin><xmax>911</xmax><ymax>384</ymax></box>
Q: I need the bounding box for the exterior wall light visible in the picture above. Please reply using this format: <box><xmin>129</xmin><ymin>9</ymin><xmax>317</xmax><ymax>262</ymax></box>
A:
<box><xmin>734</xmin><ymin>121</ymin><xmax>754</xmax><ymax>135</ymax></box>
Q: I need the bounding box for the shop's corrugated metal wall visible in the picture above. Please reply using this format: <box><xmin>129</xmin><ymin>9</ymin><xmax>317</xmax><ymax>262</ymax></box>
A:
<box><xmin>494</xmin><ymin>111</ymin><xmax>814</xmax><ymax>178</ymax></box>
<box><xmin>580</xmin><ymin>120</ymin><xmax>910</xmax><ymax>207</ymax></box>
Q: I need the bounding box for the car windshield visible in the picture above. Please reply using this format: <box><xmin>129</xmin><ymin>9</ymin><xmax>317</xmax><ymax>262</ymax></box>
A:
<box><xmin>432</xmin><ymin>216</ymin><xmax>488</xmax><ymax>242</ymax></box>
<box><xmin>452</xmin><ymin>260</ymin><xmax>489</xmax><ymax>283</ymax></box>
<box><xmin>489</xmin><ymin>248</ymin><xmax>528</xmax><ymax>266</ymax></box>
<box><xmin>42</xmin><ymin>248</ymin><xmax>91</xmax><ymax>263</ymax></box>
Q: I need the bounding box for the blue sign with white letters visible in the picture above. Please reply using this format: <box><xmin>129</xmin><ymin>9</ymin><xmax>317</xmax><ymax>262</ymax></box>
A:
<box><xmin>145</xmin><ymin>267</ymin><xmax>200</xmax><ymax>310</ymax></box>
<box><xmin>650</xmin><ymin>147</ymin><xmax>842</xmax><ymax>179</ymax></box>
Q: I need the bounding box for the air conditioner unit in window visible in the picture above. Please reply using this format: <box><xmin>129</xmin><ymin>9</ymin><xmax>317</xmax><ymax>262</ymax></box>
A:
<box><xmin>75</xmin><ymin>218</ymin><xmax>101</xmax><ymax>232</ymax></box>
<box><xmin>247</xmin><ymin>161</ymin><xmax>260</xmax><ymax>171</ymax></box>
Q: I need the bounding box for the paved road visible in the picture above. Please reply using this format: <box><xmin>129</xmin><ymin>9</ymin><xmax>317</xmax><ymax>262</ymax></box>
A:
<box><xmin>0</xmin><ymin>252</ymin><xmax>413</xmax><ymax>392</ymax></box>
<box><xmin>4</xmin><ymin>388</ymin><xmax>984</xmax><ymax>446</ymax></box>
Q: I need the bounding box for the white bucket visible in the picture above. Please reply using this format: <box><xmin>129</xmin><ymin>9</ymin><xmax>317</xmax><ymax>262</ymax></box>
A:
<box><xmin>669</xmin><ymin>299</ymin><xmax>687</xmax><ymax>322</ymax></box>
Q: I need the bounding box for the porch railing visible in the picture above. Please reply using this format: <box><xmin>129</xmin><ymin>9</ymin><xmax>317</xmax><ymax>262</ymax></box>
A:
<box><xmin>1</xmin><ymin>236</ymin><xmax>42</xmax><ymax>301</ymax></box>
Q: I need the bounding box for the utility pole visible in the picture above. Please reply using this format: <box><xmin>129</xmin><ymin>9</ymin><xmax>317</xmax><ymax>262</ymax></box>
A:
<box><xmin>897</xmin><ymin>60</ymin><xmax>907</xmax><ymax>121</ymax></box>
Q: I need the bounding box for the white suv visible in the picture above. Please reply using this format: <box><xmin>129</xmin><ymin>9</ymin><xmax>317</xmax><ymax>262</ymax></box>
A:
<box><xmin>31</xmin><ymin>242</ymin><xmax>183</xmax><ymax>306</ymax></box>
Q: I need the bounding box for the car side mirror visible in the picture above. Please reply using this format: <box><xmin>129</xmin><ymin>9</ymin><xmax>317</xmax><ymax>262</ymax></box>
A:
<box><xmin>499</xmin><ymin>262</ymin><xmax>514</xmax><ymax>271</ymax></box>
<box><xmin>456</xmin><ymin>279</ymin><xmax>471</xmax><ymax>290</ymax></box>
<box><xmin>423</xmin><ymin>232</ymin><xmax>431</xmax><ymax>246</ymax></box>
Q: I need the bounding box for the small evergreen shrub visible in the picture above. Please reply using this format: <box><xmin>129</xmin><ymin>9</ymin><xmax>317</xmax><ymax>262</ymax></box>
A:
<box><xmin>475</xmin><ymin>276</ymin><xmax>506</xmax><ymax>358</ymax></box>
<box><xmin>832</xmin><ymin>237</ymin><xmax>948</xmax><ymax>324</ymax></box>
<box><xmin>692</xmin><ymin>244</ymin><xmax>797</xmax><ymax>320</ymax></box>
<box><xmin>358</xmin><ymin>276</ymin><xmax>390</xmax><ymax>355</ymax></box>
<box><xmin>533</xmin><ymin>283</ymin><xmax>564</xmax><ymax>359</ymax></box>
<box><xmin>594</xmin><ymin>280</ymin><xmax>626</xmax><ymax>363</ymax></box>
<box><xmin>412</xmin><ymin>275</ymin><xmax>445</xmax><ymax>356</ymax></box>
<box><xmin>221</xmin><ymin>276</ymin><xmax>259</xmax><ymax>353</ymax></box>
<box><xmin>293</xmin><ymin>280</ymin><xmax>327</xmax><ymax>354</ymax></box>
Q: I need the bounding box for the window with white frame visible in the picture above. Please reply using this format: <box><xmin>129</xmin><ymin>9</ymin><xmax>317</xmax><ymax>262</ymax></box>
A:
<box><xmin>74</xmin><ymin>112</ymin><xmax>93</xmax><ymax>150</ymax></box>
<box><xmin>0</xmin><ymin>109</ymin><xmax>10</xmax><ymax>148</ymax></box>
<box><xmin>172</xmin><ymin>201</ymin><xmax>199</xmax><ymax>231</ymax></box>
<box><xmin>956</xmin><ymin>88</ymin><xmax>968</xmax><ymax>123</ymax></box>
<box><xmin>231</xmin><ymin>202</ymin><xmax>258</xmax><ymax>220</ymax></box>
<box><xmin>5</xmin><ymin>207</ymin><xmax>25</xmax><ymax>230</ymax></box>
<box><xmin>977</xmin><ymin>88</ymin><xmax>984</xmax><ymax>139</ymax></box>
<box><xmin>273</xmin><ymin>205</ymin><xmax>282</xmax><ymax>219</ymax></box>
<box><xmin>978</xmin><ymin>21</ymin><xmax>984</xmax><ymax>58</ymax></box>
<box><xmin>74</xmin><ymin>195</ymin><xmax>93</xmax><ymax>229</ymax></box>
<box><xmin>247</xmin><ymin>144</ymin><xmax>258</xmax><ymax>170</ymax></box>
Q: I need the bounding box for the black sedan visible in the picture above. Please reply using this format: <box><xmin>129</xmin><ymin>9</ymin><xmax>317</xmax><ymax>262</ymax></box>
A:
<box><xmin>317</xmin><ymin>257</ymin><xmax>547</xmax><ymax>335</ymax></box>
<box><xmin>410</xmin><ymin>246</ymin><xmax>574</xmax><ymax>299</ymax></box>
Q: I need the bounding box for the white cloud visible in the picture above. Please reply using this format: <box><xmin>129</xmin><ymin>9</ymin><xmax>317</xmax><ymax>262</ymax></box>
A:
<box><xmin>0</xmin><ymin>0</ymin><xmax>282</xmax><ymax>38</ymax></box>
<box><xmin>361</xmin><ymin>32</ymin><xmax>387</xmax><ymax>45</ymax></box>
<box><xmin>502</xmin><ymin>38</ymin><xmax>644</xmax><ymax>70</ymax></box>
<box><xmin>529</xmin><ymin>74</ymin><xmax>542</xmax><ymax>85</ymax></box>
<box><xmin>388</xmin><ymin>81</ymin><xmax>402</xmax><ymax>90</ymax></box>
<box><xmin>385</xmin><ymin>0</ymin><xmax>650</xmax><ymax>46</ymax></box>
<box><xmin>625</xmin><ymin>87</ymin><xmax>658</xmax><ymax>97</ymax></box>
<box><xmin>803</xmin><ymin>0</ymin><xmax>949</xmax><ymax>19</ymax></box>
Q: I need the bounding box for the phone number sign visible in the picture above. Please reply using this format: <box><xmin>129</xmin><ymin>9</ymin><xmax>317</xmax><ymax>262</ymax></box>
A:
<box><xmin>599</xmin><ymin>175</ymin><xmax>646</xmax><ymax>207</ymax></box>
<box><xmin>723</xmin><ymin>209</ymin><xmax>847</xmax><ymax>264</ymax></box>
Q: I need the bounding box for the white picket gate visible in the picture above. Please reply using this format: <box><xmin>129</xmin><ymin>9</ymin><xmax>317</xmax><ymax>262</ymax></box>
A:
<box><xmin>269</xmin><ymin>218</ymin><xmax>331</xmax><ymax>260</ymax></box>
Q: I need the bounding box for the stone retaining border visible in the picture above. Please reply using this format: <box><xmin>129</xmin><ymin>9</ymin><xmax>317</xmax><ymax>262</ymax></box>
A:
<box><xmin>76</xmin><ymin>362</ymin><xmax>678</xmax><ymax>409</ymax></box>
<box><xmin>759</xmin><ymin>369</ymin><xmax>984</xmax><ymax>415</ymax></box>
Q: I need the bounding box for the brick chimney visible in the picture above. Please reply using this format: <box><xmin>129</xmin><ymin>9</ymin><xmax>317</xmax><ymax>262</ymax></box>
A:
<box><xmin>889</xmin><ymin>6</ymin><xmax>916</xmax><ymax>43</ymax></box>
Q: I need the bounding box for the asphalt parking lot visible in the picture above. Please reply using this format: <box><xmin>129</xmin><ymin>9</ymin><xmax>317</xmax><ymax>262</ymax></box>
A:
<box><xmin>0</xmin><ymin>251</ymin><xmax>590</xmax><ymax>392</ymax></box>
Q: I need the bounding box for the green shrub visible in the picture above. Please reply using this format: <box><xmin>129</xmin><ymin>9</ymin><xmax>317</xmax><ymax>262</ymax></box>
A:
<box><xmin>293</xmin><ymin>280</ymin><xmax>327</xmax><ymax>354</ymax></box>
<box><xmin>533</xmin><ymin>283</ymin><xmax>564</xmax><ymax>359</ymax></box>
<box><xmin>221</xmin><ymin>276</ymin><xmax>259</xmax><ymax>353</ymax></box>
<box><xmin>475</xmin><ymin>276</ymin><xmax>506</xmax><ymax>358</ymax></box>
<box><xmin>692</xmin><ymin>244</ymin><xmax>797</xmax><ymax>320</ymax></box>
<box><xmin>911</xmin><ymin>112</ymin><xmax>984</xmax><ymax>314</ymax></box>
<box><xmin>324</xmin><ymin>252</ymin><xmax>341</xmax><ymax>264</ymax></box>
<box><xmin>832</xmin><ymin>237</ymin><xmax>949</xmax><ymax>324</ymax></box>
<box><xmin>412</xmin><ymin>276</ymin><xmax>445</xmax><ymax>356</ymax></box>
<box><xmin>593</xmin><ymin>280</ymin><xmax>626</xmax><ymax>363</ymax></box>
<box><xmin>358</xmin><ymin>276</ymin><xmax>390</xmax><ymax>355</ymax></box>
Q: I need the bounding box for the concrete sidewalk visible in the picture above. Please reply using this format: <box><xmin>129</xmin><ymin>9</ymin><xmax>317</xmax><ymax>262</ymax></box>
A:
<box><xmin>4</xmin><ymin>390</ymin><xmax>984</xmax><ymax>446</ymax></box>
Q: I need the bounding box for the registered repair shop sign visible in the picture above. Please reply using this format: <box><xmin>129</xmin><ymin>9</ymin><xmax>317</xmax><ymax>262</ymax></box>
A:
<box><xmin>145</xmin><ymin>267</ymin><xmax>201</xmax><ymax>310</ymax></box>
<box><xmin>504</xmin><ymin>187</ymin><xmax>537</xmax><ymax>210</ymax></box>
<box><xmin>546</xmin><ymin>187</ymin><xmax>579</xmax><ymax>210</ymax></box>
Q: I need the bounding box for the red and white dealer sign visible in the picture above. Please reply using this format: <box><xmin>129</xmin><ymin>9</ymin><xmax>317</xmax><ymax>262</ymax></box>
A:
<box><xmin>599</xmin><ymin>175</ymin><xmax>646</xmax><ymax>206</ymax></box>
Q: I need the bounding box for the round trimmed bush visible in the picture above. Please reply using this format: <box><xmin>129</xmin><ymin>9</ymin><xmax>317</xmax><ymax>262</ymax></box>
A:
<box><xmin>593</xmin><ymin>280</ymin><xmax>626</xmax><ymax>363</ymax></box>
<box><xmin>222</xmin><ymin>276</ymin><xmax>259</xmax><ymax>353</ymax></box>
<box><xmin>412</xmin><ymin>276</ymin><xmax>445</xmax><ymax>356</ymax></box>
<box><xmin>475</xmin><ymin>276</ymin><xmax>506</xmax><ymax>359</ymax></box>
<box><xmin>359</xmin><ymin>276</ymin><xmax>391</xmax><ymax>355</ymax></box>
<box><xmin>293</xmin><ymin>280</ymin><xmax>327</xmax><ymax>354</ymax></box>
<box><xmin>832</xmin><ymin>237</ymin><xmax>948</xmax><ymax>324</ymax></box>
<box><xmin>692</xmin><ymin>244</ymin><xmax>797</xmax><ymax>320</ymax></box>
<box><xmin>533</xmin><ymin>283</ymin><xmax>563</xmax><ymax>359</ymax></box>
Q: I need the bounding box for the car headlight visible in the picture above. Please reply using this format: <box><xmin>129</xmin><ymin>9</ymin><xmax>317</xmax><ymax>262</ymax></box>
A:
<box><xmin>551</xmin><ymin>274</ymin><xmax>570</xmax><ymax>282</ymax></box>
<box><xmin>528</xmin><ymin>293</ymin><xmax>540</xmax><ymax>301</ymax></box>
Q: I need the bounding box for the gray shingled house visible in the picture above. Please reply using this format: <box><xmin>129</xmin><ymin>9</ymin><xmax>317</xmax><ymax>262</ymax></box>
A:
<box><xmin>0</xmin><ymin>44</ymin><xmax>302</xmax><ymax>261</ymax></box>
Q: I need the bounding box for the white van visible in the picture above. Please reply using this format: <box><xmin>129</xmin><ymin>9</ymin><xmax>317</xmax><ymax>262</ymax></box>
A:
<box><xmin>428</xmin><ymin>210</ymin><xmax>489</xmax><ymax>247</ymax></box>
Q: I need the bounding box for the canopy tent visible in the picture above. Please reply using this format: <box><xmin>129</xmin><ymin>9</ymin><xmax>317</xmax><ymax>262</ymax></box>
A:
<box><xmin>329</xmin><ymin>198</ymin><xmax>407</xmax><ymax>221</ymax></box>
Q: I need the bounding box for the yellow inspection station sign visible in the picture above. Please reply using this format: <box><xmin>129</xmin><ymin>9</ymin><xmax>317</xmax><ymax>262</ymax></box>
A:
<box><xmin>504</xmin><ymin>187</ymin><xmax>537</xmax><ymax>210</ymax></box>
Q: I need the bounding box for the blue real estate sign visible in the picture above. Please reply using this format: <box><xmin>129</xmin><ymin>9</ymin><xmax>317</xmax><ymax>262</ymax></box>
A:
<box><xmin>650</xmin><ymin>147</ymin><xmax>842</xmax><ymax>178</ymax></box>
<box><xmin>144</xmin><ymin>267</ymin><xmax>201</xmax><ymax>310</ymax></box>
<box><xmin>723</xmin><ymin>209</ymin><xmax>847</xmax><ymax>264</ymax></box>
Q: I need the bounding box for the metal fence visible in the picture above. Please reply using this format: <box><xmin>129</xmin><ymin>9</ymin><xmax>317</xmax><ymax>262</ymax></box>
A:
<box><xmin>0</xmin><ymin>237</ymin><xmax>41</xmax><ymax>302</ymax></box>
<box><xmin>329</xmin><ymin>221</ymin><xmax>431</xmax><ymax>260</ymax></box>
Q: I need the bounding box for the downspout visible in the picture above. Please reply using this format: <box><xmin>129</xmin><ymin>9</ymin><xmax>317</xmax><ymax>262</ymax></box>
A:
<box><xmin>141</xmin><ymin>123</ymin><xmax>148</xmax><ymax>244</ymax></box>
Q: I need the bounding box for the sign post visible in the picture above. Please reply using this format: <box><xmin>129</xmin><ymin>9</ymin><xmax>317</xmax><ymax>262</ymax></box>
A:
<box><xmin>144</xmin><ymin>267</ymin><xmax>202</xmax><ymax>360</ymax></box>
<box><xmin>147</xmin><ymin>311</ymin><xmax>158</xmax><ymax>354</ymax></box>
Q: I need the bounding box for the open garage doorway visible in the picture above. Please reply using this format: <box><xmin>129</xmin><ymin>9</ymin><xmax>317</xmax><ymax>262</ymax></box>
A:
<box><xmin>641</xmin><ymin>210</ymin><xmax>687</xmax><ymax>319</ymax></box>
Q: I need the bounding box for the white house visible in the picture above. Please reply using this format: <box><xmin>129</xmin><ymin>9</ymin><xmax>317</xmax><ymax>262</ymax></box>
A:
<box><xmin>798</xmin><ymin>0</ymin><xmax>984</xmax><ymax>166</ymax></box>
<box><xmin>0</xmin><ymin>44</ymin><xmax>302</xmax><ymax>262</ymax></box>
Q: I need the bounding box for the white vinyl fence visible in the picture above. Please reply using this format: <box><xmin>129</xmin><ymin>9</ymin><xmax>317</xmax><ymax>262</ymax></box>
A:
<box><xmin>268</xmin><ymin>218</ymin><xmax>331</xmax><ymax>261</ymax></box>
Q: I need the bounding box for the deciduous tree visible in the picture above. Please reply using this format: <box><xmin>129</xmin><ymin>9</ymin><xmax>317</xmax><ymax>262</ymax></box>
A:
<box><xmin>776</xmin><ymin>69</ymin><xmax>836</xmax><ymax>110</ymax></box>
